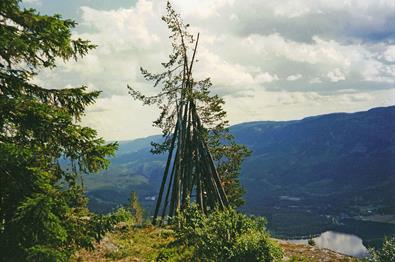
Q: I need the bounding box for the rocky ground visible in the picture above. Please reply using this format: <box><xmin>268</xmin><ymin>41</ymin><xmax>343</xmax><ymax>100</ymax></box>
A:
<box><xmin>277</xmin><ymin>240</ymin><xmax>358</xmax><ymax>262</ymax></box>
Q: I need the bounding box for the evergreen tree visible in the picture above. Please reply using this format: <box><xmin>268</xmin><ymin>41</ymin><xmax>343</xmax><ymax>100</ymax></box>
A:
<box><xmin>0</xmin><ymin>1</ymin><xmax>118</xmax><ymax>260</ymax></box>
<box><xmin>128</xmin><ymin>1</ymin><xmax>250</xmax><ymax>210</ymax></box>
<box><xmin>130</xmin><ymin>191</ymin><xmax>144</xmax><ymax>225</ymax></box>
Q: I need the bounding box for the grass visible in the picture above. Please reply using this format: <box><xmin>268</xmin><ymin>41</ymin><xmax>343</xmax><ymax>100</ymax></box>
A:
<box><xmin>72</xmin><ymin>225</ymin><xmax>175</xmax><ymax>262</ymax></box>
<box><xmin>72</xmin><ymin>224</ymin><xmax>360</xmax><ymax>262</ymax></box>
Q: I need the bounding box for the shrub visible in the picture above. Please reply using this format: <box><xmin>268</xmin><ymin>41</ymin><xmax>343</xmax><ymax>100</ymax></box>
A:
<box><xmin>369</xmin><ymin>237</ymin><xmax>395</xmax><ymax>262</ymax></box>
<box><xmin>112</xmin><ymin>207</ymin><xmax>134</xmax><ymax>225</ymax></box>
<box><xmin>160</xmin><ymin>205</ymin><xmax>283</xmax><ymax>262</ymax></box>
<box><xmin>308</xmin><ymin>238</ymin><xmax>315</xmax><ymax>246</ymax></box>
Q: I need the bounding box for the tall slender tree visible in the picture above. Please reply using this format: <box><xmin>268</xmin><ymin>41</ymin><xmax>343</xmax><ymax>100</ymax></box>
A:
<box><xmin>0</xmin><ymin>1</ymin><xmax>118</xmax><ymax>261</ymax></box>
<box><xmin>130</xmin><ymin>191</ymin><xmax>144</xmax><ymax>225</ymax></box>
<box><xmin>128</xmin><ymin>2</ymin><xmax>250</xmax><ymax>223</ymax></box>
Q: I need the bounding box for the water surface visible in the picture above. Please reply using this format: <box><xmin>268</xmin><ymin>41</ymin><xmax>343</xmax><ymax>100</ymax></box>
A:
<box><xmin>291</xmin><ymin>231</ymin><xmax>369</xmax><ymax>258</ymax></box>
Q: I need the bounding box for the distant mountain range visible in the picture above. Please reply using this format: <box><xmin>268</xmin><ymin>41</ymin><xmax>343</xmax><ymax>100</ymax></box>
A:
<box><xmin>84</xmin><ymin>106</ymin><xmax>395</xmax><ymax>226</ymax></box>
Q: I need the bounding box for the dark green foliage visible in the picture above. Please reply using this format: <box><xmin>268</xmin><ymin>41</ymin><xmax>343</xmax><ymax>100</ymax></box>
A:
<box><xmin>369</xmin><ymin>237</ymin><xmax>395</xmax><ymax>262</ymax></box>
<box><xmin>159</xmin><ymin>205</ymin><xmax>283</xmax><ymax>261</ymax></box>
<box><xmin>308</xmin><ymin>238</ymin><xmax>315</xmax><ymax>246</ymax></box>
<box><xmin>209</xmin><ymin>131</ymin><xmax>251</xmax><ymax>207</ymax></box>
<box><xmin>0</xmin><ymin>0</ymin><xmax>117</xmax><ymax>260</ymax></box>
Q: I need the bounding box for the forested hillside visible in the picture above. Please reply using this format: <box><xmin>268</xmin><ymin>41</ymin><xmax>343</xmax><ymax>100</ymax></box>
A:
<box><xmin>85</xmin><ymin>106</ymin><xmax>395</xmax><ymax>218</ymax></box>
<box><xmin>235</xmin><ymin>106</ymin><xmax>395</xmax><ymax>215</ymax></box>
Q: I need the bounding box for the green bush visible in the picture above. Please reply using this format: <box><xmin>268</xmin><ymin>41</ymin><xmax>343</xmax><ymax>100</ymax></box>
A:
<box><xmin>112</xmin><ymin>207</ymin><xmax>134</xmax><ymax>225</ymax></box>
<box><xmin>369</xmin><ymin>237</ymin><xmax>395</xmax><ymax>262</ymax></box>
<box><xmin>159</xmin><ymin>205</ymin><xmax>283</xmax><ymax>262</ymax></box>
<box><xmin>308</xmin><ymin>238</ymin><xmax>315</xmax><ymax>246</ymax></box>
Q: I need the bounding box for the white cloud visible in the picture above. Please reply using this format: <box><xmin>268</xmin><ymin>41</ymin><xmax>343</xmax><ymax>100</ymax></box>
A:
<box><xmin>309</xmin><ymin>77</ymin><xmax>322</xmax><ymax>84</ymax></box>
<box><xmin>327</xmin><ymin>68</ymin><xmax>346</xmax><ymax>82</ymax></box>
<box><xmin>382</xmin><ymin>45</ymin><xmax>395</xmax><ymax>63</ymax></box>
<box><xmin>255</xmin><ymin>72</ymin><xmax>279</xmax><ymax>83</ymax></box>
<box><xmin>195</xmin><ymin>48</ymin><xmax>256</xmax><ymax>89</ymax></box>
<box><xmin>172</xmin><ymin>0</ymin><xmax>235</xmax><ymax>18</ymax></box>
<box><xmin>23</xmin><ymin>0</ymin><xmax>41</xmax><ymax>4</ymax></box>
<box><xmin>272</xmin><ymin>0</ymin><xmax>312</xmax><ymax>18</ymax></box>
<box><xmin>244</xmin><ymin>34</ymin><xmax>350</xmax><ymax>65</ymax></box>
<box><xmin>287</xmin><ymin>74</ymin><xmax>303</xmax><ymax>81</ymax></box>
<box><xmin>80</xmin><ymin>1</ymin><xmax>162</xmax><ymax>50</ymax></box>
<box><xmin>223</xmin><ymin>88</ymin><xmax>394</xmax><ymax>125</ymax></box>
<box><xmin>32</xmin><ymin>0</ymin><xmax>395</xmax><ymax>140</ymax></box>
<box><xmin>267</xmin><ymin>0</ymin><xmax>394</xmax><ymax>19</ymax></box>
<box><xmin>83</xmin><ymin>95</ymin><xmax>160</xmax><ymax>141</ymax></box>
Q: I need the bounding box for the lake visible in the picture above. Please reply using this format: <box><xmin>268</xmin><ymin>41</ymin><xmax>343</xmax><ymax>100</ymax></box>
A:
<box><xmin>291</xmin><ymin>231</ymin><xmax>369</xmax><ymax>258</ymax></box>
<box><xmin>255</xmin><ymin>207</ymin><xmax>395</xmax><ymax>257</ymax></box>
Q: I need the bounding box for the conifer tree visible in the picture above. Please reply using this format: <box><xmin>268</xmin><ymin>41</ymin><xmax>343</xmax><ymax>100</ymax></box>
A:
<box><xmin>0</xmin><ymin>1</ymin><xmax>118</xmax><ymax>260</ymax></box>
<box><xmin>130</xmin><ymin>191</ymin><xmax>144</xmax><ymax>225</ymax></box>
<box><xmin>128</xmin><ymin>2</ymin><xmax>250</xmax><ymax>222</ymax></box>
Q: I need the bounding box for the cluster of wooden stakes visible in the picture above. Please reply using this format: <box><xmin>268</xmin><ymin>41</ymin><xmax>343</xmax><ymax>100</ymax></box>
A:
<box><xmin>152</xmin><ymin>33</ymin><xmax>229</xmax><ymax>225</ymax></box>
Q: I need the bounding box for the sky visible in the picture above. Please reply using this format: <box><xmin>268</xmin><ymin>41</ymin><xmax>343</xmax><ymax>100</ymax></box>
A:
<box><xmin>24</xmin><ymin>0</ymin><xmax>395</xmax><ymax>141</ymax></box>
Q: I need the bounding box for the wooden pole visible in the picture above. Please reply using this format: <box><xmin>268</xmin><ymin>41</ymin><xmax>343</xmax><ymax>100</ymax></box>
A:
<box><xmin>152</xmin><ymin>32</ymin><xmax>229</xmax><ymax>223</ymax></box>
<box><xmin>152</xmin><ymin>122</ymin><xmax>179</xmax><ymax>225</ymax></box>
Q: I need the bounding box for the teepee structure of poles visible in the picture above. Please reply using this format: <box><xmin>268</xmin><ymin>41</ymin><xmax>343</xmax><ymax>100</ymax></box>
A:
<box><xmin>152</xmin><ymin>33</ymin><xmax>229</xmax><ymax>225</ymax></box>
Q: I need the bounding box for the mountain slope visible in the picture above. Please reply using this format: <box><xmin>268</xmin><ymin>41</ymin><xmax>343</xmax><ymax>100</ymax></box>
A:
<box><xmin>233</xmin><ymin>106</ymin><xmax>395</xmax><ymax>216</ymax></box>
<box><xmin>84</xmin><ymin>106</ymin><xmax>395</xmax><ymax>237</ymax></box>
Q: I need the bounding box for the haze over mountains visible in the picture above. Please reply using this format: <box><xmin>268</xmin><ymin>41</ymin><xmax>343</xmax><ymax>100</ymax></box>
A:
<box><xmin>84</xmin><ymin>106</ymin><xmax>395</xmax><ymax>227</ymax></box>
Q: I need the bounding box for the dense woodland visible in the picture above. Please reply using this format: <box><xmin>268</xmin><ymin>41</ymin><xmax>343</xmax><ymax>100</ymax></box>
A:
<box><xmin>0</xmin><ymin>1</ymin><xmax>394</xmax><ymax>261</ymax></box>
